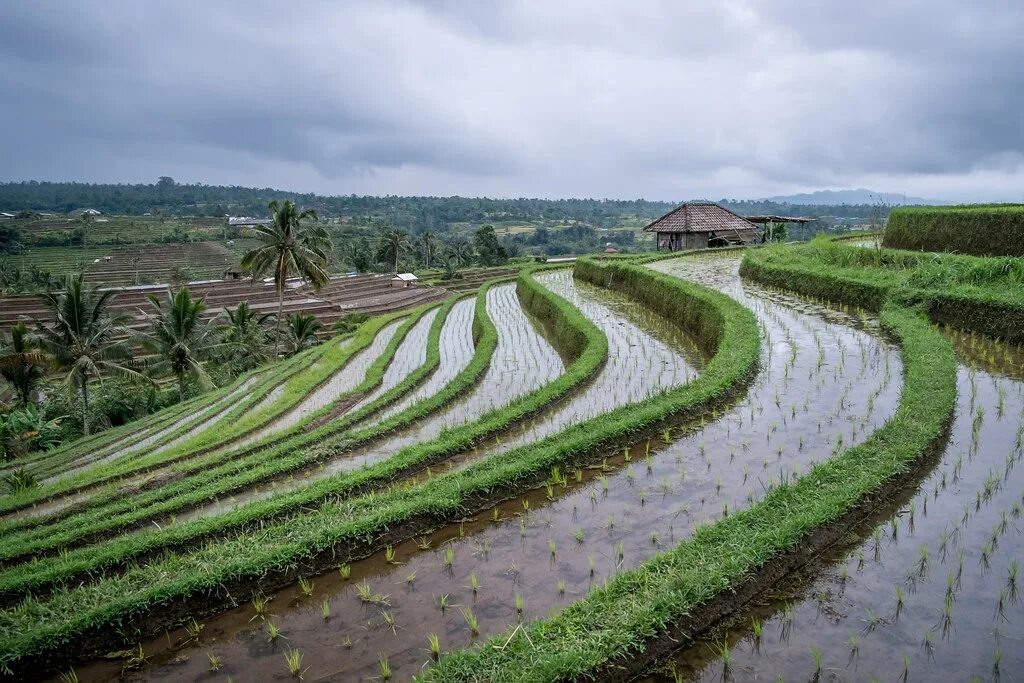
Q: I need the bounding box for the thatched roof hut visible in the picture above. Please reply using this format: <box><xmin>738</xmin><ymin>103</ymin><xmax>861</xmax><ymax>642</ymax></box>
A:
<box><xmin>644</xmin><ymin>201</ymin><xmax>760</xmax><ymax>251</ymax></box>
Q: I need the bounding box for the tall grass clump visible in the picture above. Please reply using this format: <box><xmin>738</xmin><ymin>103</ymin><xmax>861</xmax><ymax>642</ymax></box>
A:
<box><xmin>884</xmin><ymin>204</ymin><xmax>1024</xmax><ymax>257</ymax></box>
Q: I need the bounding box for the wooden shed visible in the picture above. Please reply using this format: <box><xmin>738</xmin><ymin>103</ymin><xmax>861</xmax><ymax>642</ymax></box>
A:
<box><xmin>644</xmin><ymin>201</ymin><xmax>760</xmax><ymax>251</ymax></box>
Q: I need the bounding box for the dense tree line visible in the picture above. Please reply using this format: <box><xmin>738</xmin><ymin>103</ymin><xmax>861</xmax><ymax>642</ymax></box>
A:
<box><xmin>0</xmin><ymin>180</ymin><xmax>887</xmax><ymax>233</ymax></box>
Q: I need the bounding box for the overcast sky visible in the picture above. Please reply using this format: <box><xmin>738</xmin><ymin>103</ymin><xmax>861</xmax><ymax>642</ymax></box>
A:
<box><xmin>1</xmin><ymin>1</ymin><xmax>1022</xmax><ymax>202</ymax></box>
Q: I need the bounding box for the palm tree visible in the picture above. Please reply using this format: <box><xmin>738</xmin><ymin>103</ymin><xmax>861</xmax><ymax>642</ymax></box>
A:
<box><xmin>34</xmin><ymin>274</ymin><xmax>142</xmax><ymax>436</ymax></box>
<box><xmin>379</xmin><ymin>229</ymin><xmax>411</xmax><ymax>274</ymax></box>
<box><xmin>285</xmin><ymin>313</ymin><xmax>322</xmax><ymax>355</ymax></box>
<box><xmin>0</xmin><ymin>322</ymin><xmax>47</xmax><ymax>407</ymax></box>
<box><xmin>219</xmin><ymin>301</ymin><xmax>273</xmax><ymax>372</ymax></box>
<box><xmin>139</xmin><ymin>288</ymin><xmax>217</xmax><ymax>402</ymax></box>
<box><xmin>421</xmin><ymin>230</ymin><xmax>438</xmax><ymax>269</ymax></box>
<box><xmin>241</xmin><ymin>200</ymin><xmax>332</xmax><ymax>356</ymax></box>
<box><xmin>451</xmin><ymin>240</ymin><xmax>476</xmax><ymax>267</ymax></box>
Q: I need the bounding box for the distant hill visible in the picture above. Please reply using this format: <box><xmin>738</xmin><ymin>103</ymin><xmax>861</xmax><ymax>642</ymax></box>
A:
<box><xmin>763</xmin><ymin>189</ymin><xmax>947</xmax><ymax>206</ymax></box>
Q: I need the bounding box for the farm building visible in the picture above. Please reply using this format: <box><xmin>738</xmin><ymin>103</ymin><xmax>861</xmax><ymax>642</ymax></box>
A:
<box><xmin>644</xmin><ymin>201</ymin><xmax>760</xmax><ymax>251</ymax></box>
<box><xmin>391</xmin><ymin>272</ymin><xmax>418</xmax><ymax>288</ymax></box>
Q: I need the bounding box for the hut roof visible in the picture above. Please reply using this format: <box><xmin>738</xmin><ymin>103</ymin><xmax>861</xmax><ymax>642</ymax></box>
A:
<box><xmin>643</xmin><ymin>201</ymin><xmax>760</xmax><ymax>242</ymax></box>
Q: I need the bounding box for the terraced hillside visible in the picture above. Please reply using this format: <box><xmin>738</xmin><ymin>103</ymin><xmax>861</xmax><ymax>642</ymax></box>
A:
<box><xmin>0</xmin><ymin>241</ymin><xmax>1020</xmax><ymax>682</ymax></box>
<box><xmin>0</xmin><ymin>272</ymin><xmax>452</xmax><ymax>343</ymax></box>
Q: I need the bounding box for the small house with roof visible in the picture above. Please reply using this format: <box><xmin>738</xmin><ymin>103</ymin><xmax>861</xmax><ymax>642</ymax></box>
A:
<box><xmin>644</xmin><ymin>201</ymin><xmax>761</xmax><ymax>251</ymax></box>
<box><xmin>391</xmin><ymin>272</ymin><xmax>418</xmax><ymax>288</ymax></box>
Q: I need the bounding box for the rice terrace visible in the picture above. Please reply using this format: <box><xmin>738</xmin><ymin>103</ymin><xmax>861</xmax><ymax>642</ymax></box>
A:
<box><xmin>2</xmin><ymin>3</ymin><xmax>1024</xmax><ymax>682</ymax></box>
<box><xmin>0</xmin><ymin>191</ymin><xmax>1021</xmax><ymax>683</ymax></box>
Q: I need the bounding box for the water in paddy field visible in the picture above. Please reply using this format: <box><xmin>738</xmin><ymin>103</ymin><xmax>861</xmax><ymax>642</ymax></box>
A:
<box><xmin>368</xmin><ymin>297</ymin><xmax>476</xmax><ymax>424</ymax></box>
<box><xmin>228</xmin><ymin>317</ymin><xmax>404</xmax><ymax>450</ymax></box>
<box><xmin>172</xmin><ymin>282</ymin><xmax>564</xmax><ymax>521</ymax></box>
<box><xmin>645</xmin><ymin>332</ymin><xmax>1024</xmax><ymax>682</ymax></box>
<box><xmin>62</xmin><ymin>255</ymin><xmax>908</xmax><ymax>682</ymax></box>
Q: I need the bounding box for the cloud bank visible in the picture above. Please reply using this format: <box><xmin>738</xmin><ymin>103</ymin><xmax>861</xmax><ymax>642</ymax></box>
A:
<box><xmin>1</xmin><ymin>1</ymin><xmax>1022</xmax><ymax>201</ymax></box>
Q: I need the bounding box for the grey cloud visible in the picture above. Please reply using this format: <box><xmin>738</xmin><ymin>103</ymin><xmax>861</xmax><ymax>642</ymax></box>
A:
<box><xmin>0</xmin><ymin>1</ymin><xmax>1021</xmax><ymax>201</ymax></box>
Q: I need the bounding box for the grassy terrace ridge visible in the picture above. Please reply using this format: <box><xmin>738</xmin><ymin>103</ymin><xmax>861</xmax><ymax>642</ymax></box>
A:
<box><xmin>0</xmin><ymin>331</ymin><xmax>335</xmax><ymax>513</ymax></box>
<box><xmin>0</xmin><ymin>261</ymin><xmax>755</xmax><ymax>678</ymax></box>
<box><xmin>884</xmin><ymin>204</ymin><xmax>1024</xmax><ymax>257</ymax></box>
<box><xmin>0</xmin><ymin>361</ymin><xmax>270</xmax><ymax>477</ymax></box>
<box><xmin>0</xmin><ymin>266</ymin><xmax>603</xmax><ymax>598</ymax></box>
<box><xmin>0</xmin><ymin>302</ymin><xmax>438</xmax><ymax>558</ymax></box>
<box><xmin>0</xmin><ymin>308</ymin><xmax>410</xmax><ymax>520</ymax></box>
<box><xmin>740</xmin><ymin>236</ymin><xmax>1024</xmax><ymax>344</ymax></box>
<box><xmin>420</xmin><ymin>248</ymin><xmax>958</xmax><ymax>682</ymax></box>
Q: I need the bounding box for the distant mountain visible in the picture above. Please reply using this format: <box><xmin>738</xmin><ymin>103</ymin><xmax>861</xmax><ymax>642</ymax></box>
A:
<box><xmin>762</xmin><ymin>189</ymin><xmax>947</xmax><ymax>206</ymax></box>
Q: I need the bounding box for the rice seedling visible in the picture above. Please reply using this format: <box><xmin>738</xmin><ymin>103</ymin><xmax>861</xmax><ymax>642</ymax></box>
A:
<box><xmin>320</xmin><ymin>599</ymin><xmax>330</xmax><ymax>620</ymax></box>
<box><xmin>939</xmin><ymin>594</ymin><xmax>955</xmax><ymax>638</ymax></box>
<box><xmin>184</xmin><ymin>618</ymin><xmax>203</xmax><ymax>641</ymax></box>
<box><xmin>443</xmin><ymin>545</ymin><xmax>455</xmax><ymax>569</ymax></box>
<box><xmin>995</xmin><ymin>589</ymin><xmax>1009</xmax><ymax>622</ymax></box>
<box><xmin>416</xmin><ymin>536</ymin><xmax>432</xmax><ymax>550</ymax></box>
<box><xmin>557</xmin><ymin>579</ymin><xmax>566</xmax><ymax>596</ymax></box>
<box><xmin>436</xmin><ymin>593</ymin><xmax>450</xmax><ymax>611</ymax></box>
<box><xmin>847</xmin><ymin>632</ymin><xmax>859</xmax><ymax>662</ymax></box>
<box><xmin>462</xmin><ymin>608</ymin><xmax>479</xmax><ymax>636</ymax></box>
<box><xmin>548</xmin><ymin>538</ymin><xmax>557</xmax><ymax>556</ymax></box>
<box><xmin>427</xmin><ymin>633</ymin><xmax>441</xmax><ymax>659</ymax></box>
<box><xmin>469</xmin><ymin>573</ymin><xmax>479</xmax><ymax>594</ymax></box>
<box><xmin>379</xmin><ymin>653</ymin><xmax>392</xmax><ymax>681</ymax></box>
<box><xmin>297</xmin><ymin>577</ymin><xmax>314</xmax><ymax>597</ymax></box>
<box><xmin>58</xmin><ymin>670</ymin><xmax>79</xmax><ymax>683</ymax></box>
<box><xmin>338</xmin><ymin>564</ymin><xmax>351</xmax><ymax>580</ymax></box>
<box><xmin>515</xmin><ymin>593</ymin><xmax>524</xmax><ymax>616</ymax></box>
<box><xmin>207</xmin><ymin>653</ymin><xmax>222</xmax><ymax>672</ymax></box>
<box><xmin>381</xmin><ymin>610</ymin><xmax>397</xmax><ymax>633</ymax></box>
<box><xmin>250</xmin><ymin>593</ymin><xmax>271</xmax><ymax>621</ymax></box>
<box><xmin>385</xmin><ymin>545</ymin><xmax>399</xmax><ymax>564</ymax></box>
<box><xmin>266</xmin><ymin>621</ymin><xmax>282</xmax><ymax>642</ymax></box>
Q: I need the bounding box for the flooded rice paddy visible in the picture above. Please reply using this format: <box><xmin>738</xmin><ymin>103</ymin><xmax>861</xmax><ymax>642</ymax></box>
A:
<box><xmin>646</xmin><ymin>322</ymin><xmax>1024</xmax><ymax>681</ymax></box>
<box><xmin>68</xmin><ymin>255</ymin><xmax>912</xmax><ymax>681</ymax></box>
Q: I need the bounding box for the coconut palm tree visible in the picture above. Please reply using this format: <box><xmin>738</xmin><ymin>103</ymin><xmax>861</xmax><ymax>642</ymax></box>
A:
<box><xmin>378</xmin><ymin>229</ymin><xmax>411</xmax><ymax>274</ymax></box>
<box><xmin>139</xmin><ymin>288</ymin><xmax>217</xmax><ymax>402</ymax></box>
<box><xmin>420</xmin><ymin>230</ymin><xmax>438</xmax><ymax>269</ymax></box>
<box><xmin>219</xmin><ymin>301</ymin><xmax>273</xmax><ymax>372</ymax></box>
<box><xmin>285</xmin><ymin>313</ymin><xmax>322</xmax><ymax>355</ymax></box>
<box><xmin>241</xmin><ymin>200</ymin><xmax>332</xmax><ymax>356</ymax></box>
<box><xmin>0</xmin><ymin>322</ymin><xmax>47</xmax><ymax>407</ymax></box>
<box><xmin>34</xmin><ymin>274</ymin><xmax>142</xmax><ymax>436</ymax></box>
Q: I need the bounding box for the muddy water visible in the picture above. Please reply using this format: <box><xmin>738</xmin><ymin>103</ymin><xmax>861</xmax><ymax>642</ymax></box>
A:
<box><xmin>370</xmin><ymin>298</ymin><xmax>476</xmax><ymax>424</ymax></box>
<box><xmin>71</xmin><ymin>254</ymin><xmax>906</xmax><ymax>682</ymax></box>
<box><xmin>229</xmin><ymin>319</ymin><xmax>404</xmax><ymax>450</ymax></box>
<box><xmin>175</xmin><ymin>284</ymin><xmax>563</xmax><ymax>521</ymax></box>
<box><xmin>647</xmin><ymin>340</ymin><xmax>1024</xmax><ymax>681</ymax></box>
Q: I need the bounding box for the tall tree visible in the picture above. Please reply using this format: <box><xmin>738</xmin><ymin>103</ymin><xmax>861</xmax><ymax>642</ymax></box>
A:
<box><xmin>0</xmin><ymin>322</ymin><xmax>47</xmax><ymax>407</ymax></box>
<box><xmin>140</xmin><ymin>288</ymin><xmax>216</xmax><ymax>402</ymax></box>
<box><xmin>378</xmin><ymin>229</ymin><xmax>411</xmax><ymax>273</ymax></box>
<box><xmin>219</xmin><ymin>301</ymin><xmax>273</xmax><ymax>372</ymax></box>
<box><xmin>240</xmin><ymin>200</ymin><xmax>331</xmax><ymax>356</ymax></box>
<box><xmin>474</xmin><ymin>224</ymin><xmax>509</xmax><ymax>266</ymax></box>
<box><xmin>420</xmin><ymin>230</ymin><xmax>438</xmax><ymax>269</ymax></box>
<box><xmin>34</xmin><ymin>274</ymin><xmax>141</xmax><ymax>435</ymax></box>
